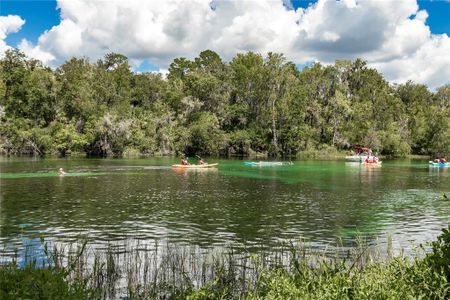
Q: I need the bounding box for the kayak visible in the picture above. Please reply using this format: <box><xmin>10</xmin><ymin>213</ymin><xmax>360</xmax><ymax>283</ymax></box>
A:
<box><xmin>429</xmin><ymin>161</ymin><xmax>450</xmax><ymax>167</ymax></box>
<box><xmin>172</xmin><ymin>163</ymin><xmax>219</xmax><ymax>168</ymax></box>
<box><xmin>244</xmin><ymin>161</ymin><xmax>293</xmax><ymax>166</ymax></box>
<box><xmin>364</xmin><ymin>161</ymin><xmax>382</xmax><ymax>167</ymax></box>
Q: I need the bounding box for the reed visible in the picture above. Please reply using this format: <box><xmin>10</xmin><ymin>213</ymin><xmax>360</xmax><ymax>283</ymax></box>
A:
<box><xmin>1</xmin><ymin>229</ymin><xmax>449</xmax><ymax>299</ymax></box>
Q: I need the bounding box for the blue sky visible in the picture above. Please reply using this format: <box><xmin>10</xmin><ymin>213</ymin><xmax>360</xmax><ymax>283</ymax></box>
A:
<box><xmin>1</xmin><ymin>0</ymin><xmax>60</xmax><ymax>46</ymax></box>
<box><xmin>416</xmin><ymin>1</ymin><xmax>450</xmax><ymax>34</ymax></box>
<box><xmin>0</xmin><ymin>0</ymin><xmax>449</xmax><ymax>87</ymax></box>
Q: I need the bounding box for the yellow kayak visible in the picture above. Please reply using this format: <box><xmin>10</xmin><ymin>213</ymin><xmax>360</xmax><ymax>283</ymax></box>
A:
<box><xmin>171</xmin><ymin>163</ymin><xmax>219</xmax><ymax>169</ymax></box>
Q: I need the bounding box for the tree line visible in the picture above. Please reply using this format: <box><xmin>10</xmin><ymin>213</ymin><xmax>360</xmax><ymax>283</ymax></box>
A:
<box><xmin>0</xmin><ymin>49</ymin><xmax>449</xmax><ymax>157</ymax></box>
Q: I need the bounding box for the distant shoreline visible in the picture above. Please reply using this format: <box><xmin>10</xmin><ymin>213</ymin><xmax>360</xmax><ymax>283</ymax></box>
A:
<box><xmin>0</xmin><ymin>153</ymin><xmax>432</xmax><ymax>160</ymax></box>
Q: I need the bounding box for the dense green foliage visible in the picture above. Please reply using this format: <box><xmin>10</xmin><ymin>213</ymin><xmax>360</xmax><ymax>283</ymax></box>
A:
<box><xmin>1</xmin><ymin>226</ymin><xmax>450</xmax><ymax>299</ymax></box>
<box><xmin>0</xmin><ymin>262</ymin><xmax>97</xmax><ymax>299</ymax></box>
<box><xmin>1</xmin><ymin>49</ymin><xmax>449</xmax><ymax>157</ymax></box>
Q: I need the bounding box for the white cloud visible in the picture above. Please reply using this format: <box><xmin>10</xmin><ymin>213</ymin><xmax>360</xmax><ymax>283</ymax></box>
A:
<box><xmin>18</xmin><ymin>39</ymin><xmax>55</xmax><ymax>64</ymax></box>
<box><xmin>289</xmin><ymin>0</ymin><xmax>450</xmax><ymax>88</ymax></box>
<box><xmin>371</xmin><ymin>34</ymin><xmax>450</xmax><ymax>88</ymax></box>
<box><xmin>0</xmin><ymin>15</ymin><xmax>25</xmax><ymax>56</ymax></box>
<box><xmin>14</xmin><ymin>0</ymin><xmax>450</xmax><ymax>88</ymax></box>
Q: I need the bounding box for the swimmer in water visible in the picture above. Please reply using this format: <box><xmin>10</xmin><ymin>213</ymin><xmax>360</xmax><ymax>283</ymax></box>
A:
<box><xmin>59</xmin><ymin>168</ymin><xmax>66</xmax><ymax>176</ymax></box>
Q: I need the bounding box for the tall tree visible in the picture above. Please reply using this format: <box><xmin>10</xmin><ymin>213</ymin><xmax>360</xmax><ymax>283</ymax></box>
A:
<box><xmin>56</xmin><ymin>57</ymin><xmax>96</xmax><ymax>122</ymax></box>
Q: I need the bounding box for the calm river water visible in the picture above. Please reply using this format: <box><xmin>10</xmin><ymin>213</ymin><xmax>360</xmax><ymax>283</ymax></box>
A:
<box><xmin>1</xmin><ymin>157</ymin><xmax>449</xmax><ymax>256</ymax></box>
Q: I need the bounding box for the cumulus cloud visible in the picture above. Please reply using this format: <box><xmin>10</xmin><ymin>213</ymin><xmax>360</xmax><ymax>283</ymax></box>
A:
<box><xmin>290</xmin><ymin>0</ymin><xmax>450</xmax><ymax>87</ymax></box>
<box><xmin>0</xmin><ymin>15</ymin><xmax>25</xmax><ymax>56</ymax></box>
<box><xmin>12</xmin><ymin>0</ymin><xmax>450</xmax><ymax>88</ymax></box>
<box><xmin>371</xmin><ymin>34</ymin><xmax>450</xmax><ymax>89</ymax></box>
<box><xmin>18</xmin><ymin>39</ymin><xmax>55</xmax><ymax>63</ymax></box>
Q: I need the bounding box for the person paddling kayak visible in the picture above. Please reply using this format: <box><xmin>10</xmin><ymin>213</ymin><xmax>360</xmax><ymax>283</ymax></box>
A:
<box><xmin>181</xmin><ymin>158</ymin><xmax>189</xmax><ymax>165</ymax></box>
<box><xmin>196</xmin><ymin>155</ymin><xmax>206</xmax><ymax>165</ymax></box>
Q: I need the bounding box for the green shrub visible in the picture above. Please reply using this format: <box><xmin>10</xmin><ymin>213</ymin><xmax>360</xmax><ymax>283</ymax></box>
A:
<box><xmin>0</xmin><ymin>262</ymin><xmax>96</xmax><ymax>300</ymax></box>
<box><xmin>426</xmin><ymin>224</ymin><xmax>450</xmax><ymax>282</ymax></box>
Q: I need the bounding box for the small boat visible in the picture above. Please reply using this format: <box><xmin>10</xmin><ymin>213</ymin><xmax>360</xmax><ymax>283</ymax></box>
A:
<box><xmin>429</xmin><ymin>161</ymin><xmax>450</xmax><ymax>167</ymax></box>
<box><xmin>364</xmin><ymin>161</ymin><xmax>382</xmax><ymax>167</ymax></box>
<box><xmin>172</xmin><ymin>163</ymin><xmax>219</xmax><ymax>169</ymax></box>
<box><xmin>244</xmin><ymin>161</ymin><xmax>293</xmax><ymax>166</ymax></box>
<box><xmin>345</xmin><ymin>147</ymin><xmax>375</xmax><ymax>162</ymax></box>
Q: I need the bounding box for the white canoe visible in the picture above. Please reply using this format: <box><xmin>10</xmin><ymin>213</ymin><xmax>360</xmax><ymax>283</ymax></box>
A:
<box><xmin>345</xmin><ymin>155</ymin><xmax>375</xmax><ymax>162</ymax></box>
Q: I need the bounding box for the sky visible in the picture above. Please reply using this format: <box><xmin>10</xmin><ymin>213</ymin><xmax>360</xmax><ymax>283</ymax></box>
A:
<box><xmin>0</xmin><ymin>0</ymin><xmax>449</xmax><ymax>89</ymax></box>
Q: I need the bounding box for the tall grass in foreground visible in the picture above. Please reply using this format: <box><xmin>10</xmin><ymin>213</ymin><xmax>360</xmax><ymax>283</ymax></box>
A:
<box><xmin>1</xmin><ymin>228</ymin><xmax>450</xmax><ymax>299</ymax></box>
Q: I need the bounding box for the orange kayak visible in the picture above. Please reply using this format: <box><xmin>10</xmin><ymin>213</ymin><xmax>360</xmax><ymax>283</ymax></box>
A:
<box><xmin>171</xmin><ymin>163</ymin><xmax>219</xmax><ymax>169</ymax></box>
<box><xmin>364</xmin><ymin>161</ymin><xmax>382</xmax><ymax>167</ymax></box>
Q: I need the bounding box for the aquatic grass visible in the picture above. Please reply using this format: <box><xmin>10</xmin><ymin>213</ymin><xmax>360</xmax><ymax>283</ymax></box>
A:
<box><xmin>0</xmin><ymin>240</ymin><xmax>101</xmax><ymax>300</ymax></box>
<box><xmin>0</xmin><ymin>171</ymin><xmax>105</xmax><ymax>179</ymax></box>
<box><xmin>1</xmin><ymin>229</ymin><xmax>450</xmax><ymax>299</ymax></box>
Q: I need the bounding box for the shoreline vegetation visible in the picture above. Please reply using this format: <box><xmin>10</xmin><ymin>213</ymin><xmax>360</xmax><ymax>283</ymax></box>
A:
<box><xmin>1</xmin><ymin>226</ymin><xmax>450</xmax><ymax>299</ymax></box>
<box><xmin>0</xmin><ymin>151</ymin><xmax>432</xmax><ymax>162</ymax></box>
<box><xmin>0</xmin><ymin>152</ymin><xmax>432</xmax><ymax>161</ymax></box>
<box><xmin>0</xmin><ymin>49</ymin><xmax>449</xmax><ymax>159</ymax></box>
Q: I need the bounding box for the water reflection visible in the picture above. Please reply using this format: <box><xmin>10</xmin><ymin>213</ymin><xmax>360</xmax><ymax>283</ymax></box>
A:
<box><xmin>429</xmin><ymin>165</ymin><xmax>448</xmax><ymax>174</ymax></box>
<box><xmin>171</xmin><ymin>167</ymin><xmax>219</xmax><ymax>177</ymax></box>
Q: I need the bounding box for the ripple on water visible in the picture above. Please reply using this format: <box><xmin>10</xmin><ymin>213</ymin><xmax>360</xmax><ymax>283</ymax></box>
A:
<box><xmin>1</xmin><ymin>158</ymin><xmax>450</xmax><ymax>257</ymax></box>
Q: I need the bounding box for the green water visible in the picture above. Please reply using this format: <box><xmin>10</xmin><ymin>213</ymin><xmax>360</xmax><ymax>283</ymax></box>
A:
<box><xmin>1</xmin><ymin>157</ymin><xmax>449</xmax><ymax>255</ymax></box>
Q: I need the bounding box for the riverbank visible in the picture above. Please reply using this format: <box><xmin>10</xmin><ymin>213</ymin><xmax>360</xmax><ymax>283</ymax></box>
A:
<box><xmin>1</xmin><ymin>226</ymin><xmax>449</xmax><ymax>299</ymax></box>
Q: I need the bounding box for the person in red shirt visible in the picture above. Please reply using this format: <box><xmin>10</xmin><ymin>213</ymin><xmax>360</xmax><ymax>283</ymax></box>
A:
<box><xmin>181</xmin><ymin>158</ymin><xmax>189</xmax><ymax>165</ymax></box>
<box><xmin>440</xmin><ymin>158</ymin><xmax>447</xmax><ymax>164</ymax></box>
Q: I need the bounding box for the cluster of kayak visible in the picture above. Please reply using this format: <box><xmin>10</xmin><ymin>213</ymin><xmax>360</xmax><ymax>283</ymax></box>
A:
<box><xmin>171</xmin><ymin>159</ymin><xmax>384</xmax><ymax>169</ymax></box>
<box><xmin>171</xmin><ymin>160</ymin><xmax>449</xmax><ymax>169</ymax></box>
<box><xmin>170</xmin><ymin>146</ymin><xmax>448</xmax><ymax>169</ymax></box>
